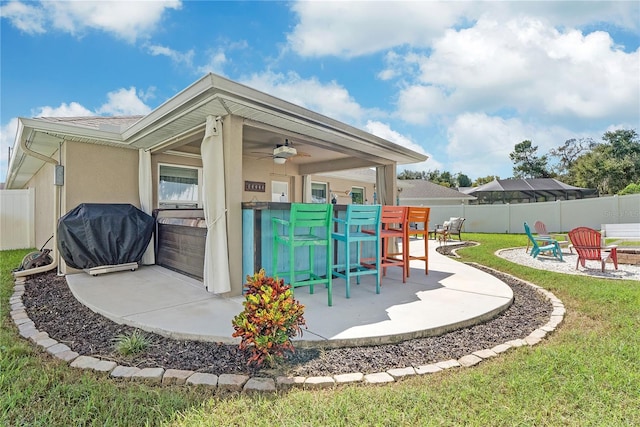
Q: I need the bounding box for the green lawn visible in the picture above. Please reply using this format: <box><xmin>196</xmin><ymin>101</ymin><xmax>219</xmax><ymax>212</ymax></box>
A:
<box><xmin>2</xmin><ymin>234</ymin><xmax>639</xmax><ymax>426</ymax></box>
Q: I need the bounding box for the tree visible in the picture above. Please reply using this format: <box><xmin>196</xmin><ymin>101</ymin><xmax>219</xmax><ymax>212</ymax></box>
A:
<box><xmin>473</xmin><ymin>175</ymin><xmax>500</xmax><ymax>186</ymax></box>
<box><xmin>619</xmin><ymin>182</ymin><xmax>640</xmax><ymax>195</ymax></box>
<box><xmin>549</xmin><ymin>137</ymin><xmax>595</xmax><ymax>178</ymax></box>
<box><xmin>509</xmin><ymin>140</ymin><xmax>552</xmax><ymax>178</ymax></box>
<box><xmin>456</xmin><ymin>173</ymin><xmax>473</xmax><ymax>187</ymax></box>
<box><xmin>571</xmin><ymin>129</ymin><xmax>640</xmax><ymax>195</ymax></box>
<box><xmin>397</xmin><ymin>170</ymin><xmax>426</xmax><ymax>180</ymax></box>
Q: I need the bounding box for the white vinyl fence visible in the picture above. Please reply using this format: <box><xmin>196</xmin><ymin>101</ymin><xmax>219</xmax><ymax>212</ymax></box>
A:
<box><xmin>0</xmin><ymin>190</ymin><xmax>637</xmax><ymax>250</ymax></box>
<box><xmin>0</xmin><ymin>188</ymin><xmax>35</xmax><ymax>250</ymax></box>
<box><xmin>424</xmin><ymin>194</ymin><xmax>640</xmax><ymax>234</ymax></box>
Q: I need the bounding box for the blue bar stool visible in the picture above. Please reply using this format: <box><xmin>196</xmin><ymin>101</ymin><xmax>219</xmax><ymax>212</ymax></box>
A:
<box><xmin>331</xmin><ymin>205</ymin><xmax>381</xmax><ymax>298</ymax></box>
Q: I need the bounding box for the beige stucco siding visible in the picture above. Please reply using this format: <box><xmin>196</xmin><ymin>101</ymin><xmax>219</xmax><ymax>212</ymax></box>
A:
<box><xmin>63</xmin><ymin>141</ymin><xmax>139</xmax><ymax>212</ymax></box>
<box><xmin>25</xmin><ymin>160</ymin><xmax>56</xmax><ymax>250</ymax></box>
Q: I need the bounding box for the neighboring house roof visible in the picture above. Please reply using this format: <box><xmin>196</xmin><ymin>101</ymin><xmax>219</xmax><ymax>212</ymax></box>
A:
<box><xmin>6</xmin><ymin>73</ymin><xmax>427</xmax><ymax>188</ymax></box>
<box><xmin>470</xmin><ymin>178</ymin><xmax>590</xmax><ymax>193</ymax></box>
<box><xmin>398</xmin><ymin>180</ymin><xmax>476</xmax><ymax>201</ymax></box>
<box><xmin>465</xmin><ymin>178</ymin><xmax>597</xmax><ymax>202</ymax></box>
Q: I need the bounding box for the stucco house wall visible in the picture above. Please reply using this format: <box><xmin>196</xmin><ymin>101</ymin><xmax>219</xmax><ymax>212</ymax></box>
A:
<box><xmin>63</xmin><ymin>141</ymin><xmax>139</xmax><ymax>212</ymax></box>
<box><xmin>26</xmin><ymin>160</ymin><xmax>56</xmax><ymax>249</ymax></box>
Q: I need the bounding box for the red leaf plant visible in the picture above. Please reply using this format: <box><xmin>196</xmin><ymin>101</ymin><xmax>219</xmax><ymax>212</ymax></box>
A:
<box><xmin>232</xmin><ymin>269</ymin><xmax>306</xmax><ymax>368</ymax></box>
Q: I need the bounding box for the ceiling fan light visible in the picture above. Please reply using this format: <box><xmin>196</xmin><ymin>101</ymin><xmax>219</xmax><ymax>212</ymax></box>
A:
<box><xmin>273</xmin><ymin>157</ymin><xmax>286</xmax><ymax>165</ymax></box>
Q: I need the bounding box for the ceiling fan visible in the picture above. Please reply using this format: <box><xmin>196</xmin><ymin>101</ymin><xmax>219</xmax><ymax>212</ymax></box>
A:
<box><xmin>251</xmin><ymin>139</ymin><xmax>310</xmax><ymax>164</ymax></box>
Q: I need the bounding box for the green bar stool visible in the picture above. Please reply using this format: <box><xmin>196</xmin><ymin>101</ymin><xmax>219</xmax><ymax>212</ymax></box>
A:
<box><xmin>331</xmin><ymin>204</ymin><xmax>381</xmax><ymax>298</ymax></box>
<box><xmin>272</xmin><ymin>203</ymin><xmax>334</xmax><ymax>306</ymax></box>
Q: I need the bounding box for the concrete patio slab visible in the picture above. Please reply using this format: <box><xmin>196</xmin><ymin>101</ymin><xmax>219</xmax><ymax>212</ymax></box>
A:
<box><xmin>66</xmin><ymin>239</ymin><xmax>513</xmax><ymax>348</ymax></box>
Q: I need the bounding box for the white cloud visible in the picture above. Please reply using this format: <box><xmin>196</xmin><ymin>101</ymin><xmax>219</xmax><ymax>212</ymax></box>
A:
<box><xmin>395</xmin><ymin>16</ymin><xmax>639</xmax><ymax>125</ymax></box>
<box><xmin>445</xmin><ymin>113</ymin><xmax>600</xmax><ymax>179</ymax></box>
<box><xmin>147</xmin><ymin>44</ymin><xmax>194</xmax><ymax>67</ymax></box>
<box><xmin>196</xmin><ymin>50</ymin><xmax>228</xmax><ymax>76</ymax></box>
<box><xmin>34</xmin><ymin>102</ymin><xmax>93</xmax><ymax>118</ymax></box>
<box><xmin>288</xmin><ymin>1</ymin><xmax>465</xmax><ymax>58</ymax></box>
<box><xmin>287</xmin><ymin>2</ymin><xmax>639</xmax><ymax>58</ymax></box>
<box><xmin>241</xmin><ymin>71</ymin><xmax>379</xmax><ymax>125</ymax></box>
<box><xmin>364</xmin><ymin>121</ymin><xmax>439</xmax><ymax>172</ymax></box>
<box><xmin>0</xmin><ymin>1</ymin><xmax>46</xmax><ymax>34</ymax></box>
<box><xmin>96</xmin><ymin>88</ymin><xmax>152</xmax><ymax>116</ymax></box>
<box><xmin>2</xmin><ymin>0</ymin><xmax>181</xmax><ymax>42</ymax></box>
<box><xmin>0</xmin><ymin>118</ymin><xmax>20</xmax><ymax>182</ymax></box>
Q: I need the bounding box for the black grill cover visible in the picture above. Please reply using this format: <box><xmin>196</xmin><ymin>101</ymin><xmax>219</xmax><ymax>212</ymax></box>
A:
<box><xmin>58</xmin><ymin>203</ymin><xmax>154</xmax><ymax>270</ymax></box>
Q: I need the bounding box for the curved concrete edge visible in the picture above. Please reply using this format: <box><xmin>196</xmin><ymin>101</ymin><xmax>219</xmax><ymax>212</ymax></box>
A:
<box><xmin>293</xmin><ymin>299</ymin><xmax>513</xmax><ymax>349</ymax></box>
<box><xmin>10</xmin><ymin>266</ymin><xmax>566</xmax><ymax>394</ymax></box>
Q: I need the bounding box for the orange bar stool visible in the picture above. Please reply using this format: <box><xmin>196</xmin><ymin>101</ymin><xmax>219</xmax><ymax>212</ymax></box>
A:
<box><xmin>365</xmin><ymin>205</ymin><xmax>408</xmax><ymax>283</ymax></box>
<box><xmin>406</xmin><ymin>207</ymin><xmax>431</xmax><ymax>277</ymax></box>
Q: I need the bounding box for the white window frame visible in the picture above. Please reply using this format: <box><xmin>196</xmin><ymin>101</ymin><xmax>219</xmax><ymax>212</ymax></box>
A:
<box><xmin>311</xmin><ymin>181</ymin><xmax>328</xmax><ymax>204</ymax></box>
<box><xmin>157</xmin><ymin>163</ymin><xmax>203</xmax><ymax>208</ymax></box>
<box><xmin>351</xmin><ymin>186</ymin><xmax>365</xmax><ymax>204</ymax></box>
<box><xmin>272</xmin><ymin>180</ymin><xmax>289</xmax><ymax>202</ymax></box>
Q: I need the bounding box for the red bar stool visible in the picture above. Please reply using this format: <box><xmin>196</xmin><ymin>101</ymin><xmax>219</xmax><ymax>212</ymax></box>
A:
<box><xmin>406</xmin><ymin>207</ymin><xmax>430</xmax><ymax>276</ymax></box>
<box><xmin>365</xmin><ymin>205</ymin><xmax>408</xmax><ymax>283</ymax></box>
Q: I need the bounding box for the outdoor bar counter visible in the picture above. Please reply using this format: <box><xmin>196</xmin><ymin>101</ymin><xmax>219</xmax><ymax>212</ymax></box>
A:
<box><xmin>242</xmin><ymin>202</ymin><xmax>377</xmax><ymax>283</ymax></box>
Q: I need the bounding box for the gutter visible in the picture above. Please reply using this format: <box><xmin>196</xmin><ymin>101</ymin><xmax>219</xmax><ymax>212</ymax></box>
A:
<box><xmin>13</xmin><ymin>130</ymin><xmax>60</xmax><ymax>277</ymax></box>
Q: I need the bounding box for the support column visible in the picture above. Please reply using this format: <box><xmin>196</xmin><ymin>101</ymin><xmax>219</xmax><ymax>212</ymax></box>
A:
<box><xmin>223</xmin><ymin>115</ymin><xmax>244</xmax><ymax>296</ymax></box>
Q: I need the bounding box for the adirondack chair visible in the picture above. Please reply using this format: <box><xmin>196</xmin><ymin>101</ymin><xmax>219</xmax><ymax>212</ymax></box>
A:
<box><xmin>568</xmin><ymin>226</ymin><xmax>618</xmax><ymax>272</ymax></box>
<box><xmin>524</xmin><ymin>222</ymin><xmax>563</xmax><ymax>261</ymax></box>
<box><xmin>534</xmin><ymin>221</ymin><xmax>572</xmax><ymax>253</ymax></box>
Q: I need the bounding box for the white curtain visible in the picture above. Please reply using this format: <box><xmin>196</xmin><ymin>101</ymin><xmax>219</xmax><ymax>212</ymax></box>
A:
<box><xmin>376</xmin><ymin>165</ymin><xmax>389</xmax><ymax>205</ymax></box>
<box><xmin>201</xmin><ymin>116</ymin><xmax>231</xmax><ymax>294</ymax></box>
<box><xmin>138</xmin><ymin>149</ymin><xmax>155</xmax><ymax>265</ymax></box>
<box><xmin>303</xmin><ymin>175</ymin><xmax>312</xmax><ymax>203</ymax></box>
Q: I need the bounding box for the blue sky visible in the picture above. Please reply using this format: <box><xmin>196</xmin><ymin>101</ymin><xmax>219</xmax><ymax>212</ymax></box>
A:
<box><xmin>1</xmin><ymin>1</ymin><xmax>639</xmax><ymax>183</ymax></box>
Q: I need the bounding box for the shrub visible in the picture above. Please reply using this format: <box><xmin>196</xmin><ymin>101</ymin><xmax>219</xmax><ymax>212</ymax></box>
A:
<box><xmin>113</xmin><ymin>329</ymin><xmax>151</xmax><ymax>356</ymax></box>
<box><xmin>232</xmin><ymin>269</ymin><xmax>306</xmax><ymax>368</ymax></box>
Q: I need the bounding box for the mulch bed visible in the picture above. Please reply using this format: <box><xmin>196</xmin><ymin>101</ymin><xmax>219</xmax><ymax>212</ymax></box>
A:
<box><xmin>20</xmin><ymin>244</ymin><xmax>553</xmax><ymax>377</ymax></box>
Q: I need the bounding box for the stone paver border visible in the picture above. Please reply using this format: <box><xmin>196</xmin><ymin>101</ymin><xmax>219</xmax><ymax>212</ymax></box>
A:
<box><xmin>9</xmin><ymin>265</ymin><xmax>565</xmax><ymax>394</ymax></box>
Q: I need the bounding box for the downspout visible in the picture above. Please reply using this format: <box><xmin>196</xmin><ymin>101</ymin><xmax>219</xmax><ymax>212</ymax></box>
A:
<box><xmin>13</xmin><ymin>133</ymin><xmax>60</xmax><ymax>277</ymax></box>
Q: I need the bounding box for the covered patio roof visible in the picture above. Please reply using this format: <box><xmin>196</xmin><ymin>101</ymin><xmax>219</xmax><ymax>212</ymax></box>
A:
<box><xmin>6</xmin><ymin>73</ymin><xmax>427</xmax><ymax>188</ymax></box>
<box><xmin>464</xmin><ymin>178</ymin><xmax>597</xmax><ymax>204</ymax></box>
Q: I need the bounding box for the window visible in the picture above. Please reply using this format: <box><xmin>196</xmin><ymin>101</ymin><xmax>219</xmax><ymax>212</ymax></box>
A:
<box><xmin>351</xmin><ymin>187</ymin><xmax>364</xmax><ymax>204</ymax></box>
<box><xmin>272</xmin><ymin>180</ymin><xmax>289</xmax><ymax>202</ymax></box>
<box><xmin>158</xmin><ymin>164</ymin><xmax>202</xmax><ymax>208</ymax></box>
<box><xmin>311</xmin><ymin>182</ymin><xmax>327</xmax><ymax>203</ymax></box>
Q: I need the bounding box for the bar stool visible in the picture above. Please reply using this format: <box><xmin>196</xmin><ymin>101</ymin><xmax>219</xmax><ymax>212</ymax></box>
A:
<box><xmin>406</xmin><ymin>207</ymin><xmax>430</xmax><ymax>276</ymax></box>
<box><xmin>364</xmin><ymin>205</ymin><xmax>408</xmax><ymax>283</ymax></box>
<box><xmin>331</xmin><ymin>204</ymin><xmax>381</xmax><ymax>298</ymax></box>
<box><xmin>272</xmin><ymin>203</ymin><xmax>333</xmax><ymax>306</ymax></box>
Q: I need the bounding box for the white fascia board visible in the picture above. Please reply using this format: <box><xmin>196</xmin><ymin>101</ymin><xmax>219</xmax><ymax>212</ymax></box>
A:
<box><xmin>122</xmin><ymin>75</ymin><xmax>219</xmax><ymax>143</ymax></box>
<box><xmin>122</xmin><ymin>73</ymin><xmax>427</xmax><ymax>164</ymax></box>
<box><xmin>5</xmin><ymin>120</ymin><xmax>26</xmax><ymax>188</ymax></box>
<box><xmin>19</xmin><ymin>118</ymin><xmax>125</xmax><ymax>145</ymax></box>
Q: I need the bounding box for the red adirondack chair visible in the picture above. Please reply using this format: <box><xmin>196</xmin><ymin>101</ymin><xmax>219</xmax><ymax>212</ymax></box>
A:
<box><xmin>568</xmin><ymin>227</ymin><xmax>618</xmax><ymax>272</ymax></box>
